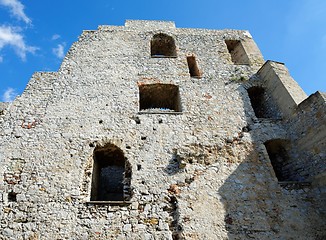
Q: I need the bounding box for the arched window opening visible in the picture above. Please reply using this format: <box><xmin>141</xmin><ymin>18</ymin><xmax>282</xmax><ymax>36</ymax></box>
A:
<box><xmin>264</xmin><ymin>139</ymin><xmax>291</xmax><ymax>181</ymax></box>
<box><xmin>139</xmin><ymin>83</ymin><xmax>182</xmax><ymax>112</ymax></box>
<box><xmin>187</xmin><ymin>56</ymin><xmax>201</xmax><ymax>78</ymax></box>
<box><xmin>151</xmin><ymin>33</ymin><xmax>177</xmax><ymax>58</ymax></box>
<box><xmin>91</xmin><ymin>144</ymin><xmax>131</xmax><ymax>202</ymax></box>
<box><xmin>247</xmin><ymin>86</ymin><xmax>268</xmax><ymax>118</ymax></box>
<box><xmin>225</xmin><ymin>40</ymin><xmax>250</xmax><ymax>65</ymax></box>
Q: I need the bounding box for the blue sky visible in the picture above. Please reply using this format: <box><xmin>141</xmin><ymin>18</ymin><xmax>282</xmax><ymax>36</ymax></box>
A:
<box><xmin>0</xmin><ymin>0</ymin><xmax>325</xmax><ymax>102</ymax></box>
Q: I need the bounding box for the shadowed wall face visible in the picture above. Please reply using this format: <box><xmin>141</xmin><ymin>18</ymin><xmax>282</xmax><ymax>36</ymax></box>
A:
<box><xmin>247</xmin><ymin>86</ymin><xmax>282</xmax><ymax>119</ymax></box>
<box><xmin>264</xmin><ymin>139</ymin><xmax>290</xmax><ymax>181</ymax></box>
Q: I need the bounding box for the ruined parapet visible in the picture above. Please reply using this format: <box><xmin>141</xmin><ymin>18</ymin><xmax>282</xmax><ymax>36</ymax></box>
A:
<box><xmin>22</xmin><ymin>72</ymin><xmax>57</xmax><ymax>94</ymax></box>
<box><xmin>245</xmin><ymin>59</ymin><xmax>325</xmax><ymax>186</ymax></box>
<box><xmin>292</xmin><ymin>91</ymin><xmax>326</xmax><ymax>148</ymax></box>
<box><xmin>0</xmin><ymin>102</ymin><xmax>9</xmax><ymax>116</ymax></box>
<box><xmin>19</xmin><ymin>72</ymin><xmax>55</xmax><ymax>125</ymax></box>
<box><xmin>257</xmin><ymin>61</ymin><xmax>308</xmax><ymax>118</ymax></box>
<box><xmin>247</xmin><ymin>61</ymin><xmax>325</xmax><ymax>184</ymax></box>
<box><xmin>288</xmin><ymin>91</ymin><xmax>326</xmax><ymax>184</ymax></box>
<box><xmin>125</xmin><ymin>19</ymin><xmax>176</xmax><ymax>30</ymax></box>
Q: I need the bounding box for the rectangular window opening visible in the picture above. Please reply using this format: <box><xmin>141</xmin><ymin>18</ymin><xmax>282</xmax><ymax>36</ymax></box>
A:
<box><xmin>139</xmin><ymin>83</ymin><xmax>182</xmax><ymax>113</ymax></box>
<box><xmin>264</xmin><ymin>139</ymin><xmax>291</xmax><ymax>182</ymax></box>
<box><xmin>90</xmin><ymin>144</ymin><xmax>132</xmax><ymax>202</ymax></box>
<box><xmin>247</xmin><ymin>86</ymin><xmax>282</xmax><ymax>119</ymax></box>
<box><xmin>225</xmin><ymin>40</ymin><xmax>250</xmax><ymax>65</ymax></box>
<box><xmin>187</xmin><ymin>56</ymin><xmax>202</xmax><ymax>78</ymax></box>
<box><xmin>151</xmin><ymin>33</ymin><xmax>177</xmax><ymax>58</ymax></box>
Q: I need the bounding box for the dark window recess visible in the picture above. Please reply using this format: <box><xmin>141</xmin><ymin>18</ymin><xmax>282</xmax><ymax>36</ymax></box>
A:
<box><xmin>187</xmin><ymin>56</ymin><xmax>201</xmax><ymax>78</ymax></box>
<box><xmin>151</xmin><ymin>33</ymin><xmax>177</xmax><ymax>58</ymax></box>
<box><xmin>247</xmin><ymin>87</ymin><xmax>282</xmax><ymax>119</ymax></box>
<box><xmin>225</xmin><ymin>40</ymin><xmax>250</xmax><ymax>65</ymax></box>
<box><xmin>91</xmin><ymin>144</ymin><xmax>132</xmax><ymax>201</ymax></box>
<box><xmin>139</xmin><ymin>84</ymin><xmax>182</xmax><ymax>112</ymax></box>
<box><xmin>8</xmin><ymin>192</ymin><xmax>17</xmax><ymax>202</ymax></box>
<box><xmin>247</xmin><ymin>87</ymin><xmax>268</xmax><ymax>118</ymax></box>
<box><xmin>264</xmin><ymin>139</ymin><xmax>291</xmax><ymax>181</ymax></box>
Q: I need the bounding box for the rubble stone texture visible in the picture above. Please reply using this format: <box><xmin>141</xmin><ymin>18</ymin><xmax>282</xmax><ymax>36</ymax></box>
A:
<box><xmin>0</xmin><ymin>20</ymin><xmax>325</xmax><ymax>240</ymax></box>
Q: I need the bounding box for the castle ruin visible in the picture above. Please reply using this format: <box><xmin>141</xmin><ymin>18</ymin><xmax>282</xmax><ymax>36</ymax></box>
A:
<box><xmin>0</xmin><ymin>20</ymin><xmax>325</xmax><ymax>239</ymax></box>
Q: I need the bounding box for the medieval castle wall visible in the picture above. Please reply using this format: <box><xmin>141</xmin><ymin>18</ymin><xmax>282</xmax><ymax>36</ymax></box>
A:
<box><xmin>0</xmin><ymin>20</ymin><xmax>325</xmax><ymax>239</ymax></box>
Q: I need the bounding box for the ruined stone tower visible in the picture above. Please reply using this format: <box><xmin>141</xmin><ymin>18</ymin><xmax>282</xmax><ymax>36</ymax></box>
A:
<box><xmin>0</xmin><ymin>20</ymin><xmax>325</xmax><ymax>239</ymax></box>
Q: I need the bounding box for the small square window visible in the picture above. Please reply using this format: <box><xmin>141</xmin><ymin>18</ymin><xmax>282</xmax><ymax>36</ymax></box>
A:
<box><xmin>151</xmin><ymin>33</ymin><xmax>177</xmax><ymax>58</ymax></box>
<box><xmin>139</xmin><ymin>83</ymin><xmax>182</xmax><ymax>113</ymax></box>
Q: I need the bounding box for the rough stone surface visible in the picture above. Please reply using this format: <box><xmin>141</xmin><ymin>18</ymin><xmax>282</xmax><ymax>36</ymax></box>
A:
<box><xmin>0</xmin><ymin>20</ymin><xmax>325</xmax><ymax>240</ymax></box>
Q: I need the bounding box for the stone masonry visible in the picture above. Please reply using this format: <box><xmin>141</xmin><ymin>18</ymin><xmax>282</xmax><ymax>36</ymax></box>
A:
<box><xmin>0</xmin><ymin>20</ymin><xmax>325</xmax><ymax>239</ymax></box>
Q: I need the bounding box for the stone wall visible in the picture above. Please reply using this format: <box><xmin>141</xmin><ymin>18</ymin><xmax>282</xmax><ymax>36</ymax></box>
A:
<box><xmin>257</xmin><ymin>61</ymin><xmax>308</xmax><ymax>118</ymax></box>
<box><xmin>288</xmin><ymin>91</ymin><xmax>326</xmax><ymax>184</ymax></box>
<box><xmin>0</xmin><ymin>20</ymin><xmax>325</xmax><ymax>240</ymax></box>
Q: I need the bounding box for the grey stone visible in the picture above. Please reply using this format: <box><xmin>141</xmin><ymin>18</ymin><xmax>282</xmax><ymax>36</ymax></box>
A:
<box><xmin>0</xmin><ymin>20</ymin><xmax>324</xmax><ymax>240</ymax></box>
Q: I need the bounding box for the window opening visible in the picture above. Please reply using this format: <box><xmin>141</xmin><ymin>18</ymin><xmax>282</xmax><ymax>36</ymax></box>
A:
<box><xmin>187</xmin><ymin>56</ymin><xmax>201</xmax><ymax>78</ymax></box>
<box><xmin>151</xmin><ymin>33</ymin><xmax>177</xmax><ymax>58</ymax></box>
<box><xmin>139</xmin><ymin>83</ymin><xmax>182</xmax><ymax>112</ymax></box>
<box><xmin>247</xmin><ymin>86</ymin><xmax>282</xmax><ymax>119</ymax></box>
<box><xmin>247</xmin><ymin>87</ymin><xmax>268</xmax><ymax>118</ymax></box>
<box><xmin>8</xmin><ymin>192</ymin><xmax>17</xmax><ymax>202</ymax></box>
<box><xmin>264</xmin><ymin>139</ymin><xmax>291</xmax><ymax>181</ymax></box>
<box><xmin>225</xmin><ymin>40</ymin><xmax>250</xmax><ymax>65</ymax></box>
<box><xmin>91</xmin><ymin>144</ymin><xmax>131</xmax><ymax>201</ymax></box>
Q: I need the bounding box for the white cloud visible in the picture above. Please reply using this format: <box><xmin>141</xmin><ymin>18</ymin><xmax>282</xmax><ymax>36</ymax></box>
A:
<box><xmin>52</xmin><ymin>43</ymin><xmax>65</xmax><ymax>59</ymax></box>
<box><xmin>0</xmin><ymin>25</ymin><xmax>37</xmax><ymax>61</ymax></box>
<box><xmin>51</xmin><ymin>34</ymin><xmax>61</xmax><ymax>40</ymax></box>
<box><xmin>0</xmin><ymin>56</ymin><xmax>3</xmax><ymax>62</ymax></box>
<box><xmin>2</xmin><ymin>87</ymin><xmax>18</xmax><ymax>102</ymax></box>
<box><xmin>0</xmin><ymin>0</ymin><xmax>31</xmax><ymax>24</ymax></box>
